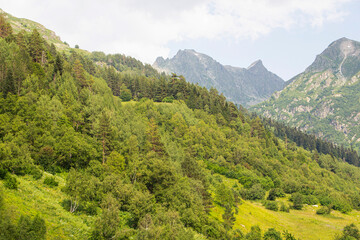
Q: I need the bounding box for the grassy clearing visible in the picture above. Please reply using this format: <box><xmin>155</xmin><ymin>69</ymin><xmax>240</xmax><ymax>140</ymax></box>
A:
<box><xmin>211</xmin><ymin>198</ymin><xmax>360</xmax><ymax>240</ymax></box>
<box><xmin>1</xmin><ymin>173</ymin><xmax>95</xmax><ymax>240</ymax></box>
<box><xmin>210</xmin><ymin>173</ymin><xmax>360</xmax><ymax>239</ymax></box>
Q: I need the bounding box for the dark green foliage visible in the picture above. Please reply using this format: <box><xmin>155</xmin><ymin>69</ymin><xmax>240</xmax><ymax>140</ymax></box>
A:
<box><xmin>336</xmin><ymin>224</ymin><xmax>360</xmax><ymax>240</ymax></box>
<box><xmin>222</xmin><ymin>205</ymin><xmax>236</xmax><ymax>231</ymax></box>
<box><xmin>264</xmin><ymin>228</ymin><xmax>282</xmax><ymax>240</ymax></box>
<box><xmin>4</xmin><ymin>174</ymin><xmax>18</xmax><ymax>190</ymax></box>
<box><xmin>43</xmin><ymin>176</ymin><xmax>58</xmax><ymax>187</ymax></box>
<box><xmin>303</xmin><ymin>195</ymin><xmax>318</xmax><ymax>205</ymax></box>
<box><xmin>28</xmin><ymin>166</ymin><xmax>43</xmax><ymax>180</ymax></box>
<box><xmin>282</xmin><ymin>230</ymin><xmax>298</xmax><ymax>240</ymax></box>
<box><xmin>0</xmin><ymin>168</ymin><xmax>8</xmax><ymax>179</ymax></box>
<box><xmin>17</xmin><ymin>214</ymin><xmax>47</xmax><ymax>240</ymax></box>
<box><xmin>261</xmin><ymin>117</ymin><xmax>360</xmax><ymax>167</ymax></box>
<box><xmin>241</xmin><ymin>184</ymin><xmax>266</xmax><ymax>200</ymax></box>
<box><xmin>264</xmin><ymin>201</ymin><xmax>279</xmax><ymax>211</ymax></box>
<box><xmin>246</xmin><ymin>225</ymin><xmax>262</xmax><ymax>240</ymax></box>
<box><xmin>290</xmin><ymin>193</ymin><xmax>303</xmax><ymax>210</ymax></box>
<box><xmin>316</xmin><ymin>206</ymin><xmax>331</xmax><ymax>215</ymax></box>
<box><xmin>267</xmin><ymin>188</ymin><xmax>285</xmax><ymax>201</ymax></box>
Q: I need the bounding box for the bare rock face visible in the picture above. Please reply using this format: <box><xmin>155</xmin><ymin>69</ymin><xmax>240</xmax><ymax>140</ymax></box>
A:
<box><xmin>153</xmin><ymin>50</ymin><xmax>284</xmax><ymax>107</ymax></box>
<box><xmin>252</xmin><ymin>37</ymin><xmax>360</xmax><ymax>151</ymax></box>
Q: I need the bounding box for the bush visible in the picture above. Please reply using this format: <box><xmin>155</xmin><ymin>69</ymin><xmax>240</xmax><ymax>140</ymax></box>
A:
<box><xmin>303</xmin><ymin>195</ymin><xmax>318</xmax><ymax>205</ymax></box>
<box><xmin>43</xmin><ymin>176</ymin><xmax>58</xmax><ymax>187</ymax></box>
<box><xmin>162</xmin><ymin>96</ymin><xmax>174</xmax><ymax>103</ymax></box>
<box><xmin>29</xmin><ymin>166</ymin><xmax>43</xmax><ymax>180</ymax></box>
<box><xmin>0</xmin><ymin>168</ymin><xmax>8</xmax><ymax>179</ymax></box>
<box><xmin>316</xmin><ymin>206</ymin><xmax>331</xmax><ymax>215</ymax></box>
<box><xmin>264</xmin><ymin>201</ymin><xmax>278</xmax><ymax>211</ymax></box>
<box><xmin>4</xmin><ymin>175</ymin><xmax>19</xmax><ymax>190</ymax></box>
<box><xmin>280</xmin><ymin>203</ymin><xmax>290</xmax><ymax>212</ymax></box>
<box><xmin>264</xmin><ymin>228</ymin><xmax>282</xmax><ymax>240</ymax></box>
<box><xmin>267</xmin><ymin>188</ymin><xmax>285</xmax><ymax>201</ymax></box>
<box><xmin>241</xmin><ymin>184</ymin><xmax>266</xmax><ymax>200</ymax></box>
<box><xmin>290</xmin><ymin>193</ymin><xmax>303</xmax><ymax>210</ymax></box>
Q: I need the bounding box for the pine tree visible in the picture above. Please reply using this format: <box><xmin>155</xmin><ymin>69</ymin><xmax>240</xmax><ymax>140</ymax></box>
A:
<box><xmin>0</xmin><ymin>14</ymin><xmax>12</xmax><ymax>39</ymax></box>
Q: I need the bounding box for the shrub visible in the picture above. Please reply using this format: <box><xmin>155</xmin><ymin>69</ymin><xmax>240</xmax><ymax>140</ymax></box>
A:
<box><xmin>316</xmin><ymin>206</ymin><xmax>331</xmax><ymax>215</ymax></box>
<box><xmin>162</xmin><ymin>96</ymin><xmax>174</xmax><ymax>103</ymax></box>
<box><xmin>241</xmin><ymin>184</ymin><xmax>266</xmax><ymax>200</ymax></box>
<box><xmin>264</xmin><ymin>201</ymin><xmax>279</xmax><ymax>211</ymax></box>
<box><xmin>264</xmin><ymin>228</ymin><xmax>282</xmax><ymax>240</ymax></box>
<box><xmin>303</xmin><ymin>195</ymin><xmax>318</xmax><ymax>205</ymax></box>
<box><xmin>0</xmin><ymin>168</ymin><xmax>8</xmax><ymax>179</ymax></box>
<box><xmin>267</xmin><ymin>188</ymin><xmax>285</xmax><ymax>201</ymax></box>
<box><xmin>290</xmin><ymin>193</ymin><xmax>303</xmax><ymax>210</ymax></box>
<box><xmin>43</xmin><ymin>176</ymin><xmax>58</xmax><ymax>187</ymax></box>
<box><xmin>29</xmin><ymin>166</ymin><xmax>43</xmax><ymax>180</ymax></box>
<box><xmin>4</xmin><ymin>175</ymin><xmax>19</xmax><ymax>190</ymax></box>
<box><xmin>280</xmin><ymin>203</ymin><xmax>290</xmax><ymax>212</ymax></box>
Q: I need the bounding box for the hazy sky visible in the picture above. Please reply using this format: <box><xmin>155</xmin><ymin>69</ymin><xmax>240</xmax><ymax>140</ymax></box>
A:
<box><xmin>1</xmin><ymin>0</ymin><xmax>359</xmax><ymax>80</ymax></box>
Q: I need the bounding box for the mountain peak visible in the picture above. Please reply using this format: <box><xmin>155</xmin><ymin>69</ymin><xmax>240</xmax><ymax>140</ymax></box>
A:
<box><xmin>305</xmin><ymin>37</ymin><xmax>360</xmax><ymax>77</ymax></box>
<box><xmin>247</xmin><ymin>60</ymin><xmax>264</xmax><ymax>70</ymax></box>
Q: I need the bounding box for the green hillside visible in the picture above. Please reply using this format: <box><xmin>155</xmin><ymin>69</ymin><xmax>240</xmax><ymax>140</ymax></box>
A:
<box><xmin>252</xmin><ymin>38</ymin><xmax>360</xmax><ymax>153</ymax></box>
<box><xmin>1</xmin><ymin>11</ymin><xmax>360</xmax><ymax>240</ymax></box>
<box><xmin>0</xmin><ymin>8</ymin><xmax>70</xmax><ymax>51</ymax></box>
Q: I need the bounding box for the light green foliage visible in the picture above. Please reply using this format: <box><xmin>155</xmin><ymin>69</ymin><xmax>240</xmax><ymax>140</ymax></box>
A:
<box><xmin>1</xmin><ymin>14</ymin><xmax>360</xmax><ymax>240</ymax></box>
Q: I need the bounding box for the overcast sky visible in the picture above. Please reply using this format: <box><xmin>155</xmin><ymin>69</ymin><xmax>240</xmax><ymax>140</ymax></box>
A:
<box><xmin>1</xmin><ymin>0</ymin><xmax>359</xmax><ymax>80</ymax></box>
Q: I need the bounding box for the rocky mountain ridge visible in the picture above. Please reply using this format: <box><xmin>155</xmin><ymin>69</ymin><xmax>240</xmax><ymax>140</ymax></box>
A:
<box><xmin>252</xmin><ymin>37</ymin><xmax>360</xmax><ymax>151</ymax></box>
<box><xmin>153</xmin><ymin>49</ymin><xmax>285</xmax><ymax>107</ymax></box>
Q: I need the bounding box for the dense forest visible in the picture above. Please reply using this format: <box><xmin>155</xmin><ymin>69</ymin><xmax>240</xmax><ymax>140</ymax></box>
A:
<box><xmin>1</xmin><ymin>14</ymin><xmax>360</xmax><ymax>239</ymax></box>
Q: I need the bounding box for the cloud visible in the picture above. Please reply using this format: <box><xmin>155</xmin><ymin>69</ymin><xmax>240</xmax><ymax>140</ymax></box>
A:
<box><xmin>0</xmin><ymin>0</ymin><xmax>352</xmax><ymax>63</ymax></box>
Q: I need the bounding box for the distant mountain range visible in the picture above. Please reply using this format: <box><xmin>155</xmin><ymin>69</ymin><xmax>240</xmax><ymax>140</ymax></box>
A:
<box><xmin>252</xmin><ymin>37</ymin><xmax>360</xmax><ymax>151</ymax></box>
<box><xmin>153</xmin><ymin>49</ymin><xmax>284</xmax><ymax>107</ymax></box>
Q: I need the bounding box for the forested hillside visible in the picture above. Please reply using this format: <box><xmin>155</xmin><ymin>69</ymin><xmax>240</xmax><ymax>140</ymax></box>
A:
<box><xmin>1</xmin><ymin>13</ymin><xmax>360</xmax><ymax>240</ymax></box>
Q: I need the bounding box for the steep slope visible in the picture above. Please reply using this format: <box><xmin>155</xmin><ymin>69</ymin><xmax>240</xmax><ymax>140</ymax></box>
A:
<box><xmin>153</xmin><ymin>49</ymin><xmax>284</xmax><ymax>107</ymax></box>
<box><xmin>252</xmin><ymin>37</ymin><xmax>360</xmax><ymax>151</ymax></box>
<box><xmin>2</xmin><ymin>10</ymin><xmax>360</xmax><ymax>240</ymax></box>
<box><xmin>0</xmin><ymin>8</ymin><xmax>70</xmax><ymax>50</ymax></box>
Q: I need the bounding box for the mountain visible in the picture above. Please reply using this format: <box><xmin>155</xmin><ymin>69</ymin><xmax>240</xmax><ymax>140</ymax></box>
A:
<box><xmin>2</xmin><ymin>10</ymin><xmax>360</xmax><ymax>240</ymax></box>
<box><xmin>0</xmin><ymin>8</ymin><xmax>70</xmax><ymax>51</ymax></box>
<box><xmin>153</xmin><ymin>49</ymin><xmax>285</xmax><ymax>107</ymax></box>
<box><xmin>252</xmin><ymin>37</ymin><xmax>360</xmax><ymax>151</ymax></box>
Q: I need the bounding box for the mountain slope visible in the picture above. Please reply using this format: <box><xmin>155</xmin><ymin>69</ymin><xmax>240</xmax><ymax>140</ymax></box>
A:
<box><xmin>2</xmin><ymin>10</ymin><xmax>360</xmax><ymax>240</ymax></box>
<box><xmin>0</xmin><ymin>8</ymin><xmax>70</xmax><ymax>50</ymax></box>
<box><xmin>252</xmin><ymin>37</ymin><xmax>360</xmax><ymax>151</ymax></box>
<box><xmin>153</xmin><ymin>49</ymin><xmax>284</xmax><ymax>107</ymax></box>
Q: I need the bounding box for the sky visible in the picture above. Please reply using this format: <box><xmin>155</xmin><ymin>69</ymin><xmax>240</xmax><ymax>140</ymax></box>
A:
<box><xmin>0</xmin><ymin>0</ymin><xmax>359</xmax><ymax>80</ymax></box>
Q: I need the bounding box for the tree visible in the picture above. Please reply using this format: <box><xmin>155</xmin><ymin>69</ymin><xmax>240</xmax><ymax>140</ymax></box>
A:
<box><xmin>0</xmin><ymin>14</ymin><xmax>13</xmax><ymax>39</ymax></box>
<box><xmin>73</xmin><ymin>59</ymin><xmax>87</xmax><ymax>88</ymax></box>
<box><xmin>97</xmin><ymin>111</ymin><xmax>112</xmax><ymax>164</ymax></box>
<box><xmin>335</xmin><ymin>223</ymin><xmax>360</xmax><ymax>240</ymax></box>
<box><xmin>28</xmin><ymin>29</ymin><xmax>45</xmax><ymax>64</ymax></box>
<box><xmin>90</xmin><ymin>194</ymin><xmax>120</xmax><ymax>239</ymax></box>
<box><xmin>64</xmin><ymin>169</ymin><xmax>100</xmax><ymax>213</ymax></box>
<box><xmin>120</xmin><ymin>84</ymin><xmax>132</xmax><ymax>101</ymax></box>
<box><xmin>222</xmin><ymin>205</ymin><xmax>236</xmax><ymax>231</ymax></box>
<box><xmin>264</xmin><ymin>228</ymin><xmax>282</xmax><ymax>240</ymax></box>
<box><xmin>291</xmin><ymin>193</ymin><xmax>303</xmax><ymax>210</ymax></box>
<box><xmin>106</xmin><ymin>151</ymin><xmax>125</xmax><ymax>174</ymax></box>
<box><xmin>246</xmin><ymin>225</ymin><xmax>262</xmax><ymax>240</ymax></box>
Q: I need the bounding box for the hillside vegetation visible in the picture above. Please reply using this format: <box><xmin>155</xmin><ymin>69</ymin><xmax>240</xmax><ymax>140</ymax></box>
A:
<box><xmin>252</xmin><ymin>38</ymin><xmax>360</xmax><ymax>153</ymax></box>
<box><xmin>1</xmin><ymin>13</ymin><xmax>360</xmax><ymax>240</ymax></box>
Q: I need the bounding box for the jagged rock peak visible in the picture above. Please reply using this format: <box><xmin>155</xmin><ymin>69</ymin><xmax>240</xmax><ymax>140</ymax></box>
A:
<box><xmin>247</xmin><ymin>60</ymin><xmax>264</xmax><ymax>70</ymax></box>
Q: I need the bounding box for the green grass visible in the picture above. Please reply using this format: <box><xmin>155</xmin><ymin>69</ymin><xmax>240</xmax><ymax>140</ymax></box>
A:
<box><xmin>1</xmin><ymin>173</ymin><xmax>95</xmax><ymax>240</ymax></box>
<box><xmin>211</xmin><ymin>199</ymin><xmax>360</xmax><ymax>240</ymax></box>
